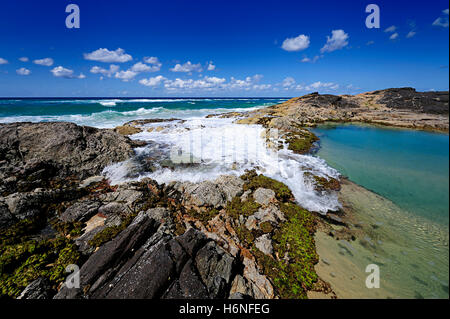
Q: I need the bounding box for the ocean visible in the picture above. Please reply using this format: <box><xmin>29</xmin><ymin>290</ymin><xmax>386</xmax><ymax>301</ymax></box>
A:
<box><xmin>0</xmin><ymin>98</ymin><xmax>286</xmax><ymax>128</ymax></box>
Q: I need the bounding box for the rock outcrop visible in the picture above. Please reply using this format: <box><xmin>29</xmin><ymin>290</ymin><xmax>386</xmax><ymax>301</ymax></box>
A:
<box><xmin>0</xmin><ymin>122</ymin><xmax>137</xmax><ymax>196</ymax></box>
<box><xmin>217</xmin><ymin>88</ymin><xmax>449</xmax><ymax>132</ymax></box>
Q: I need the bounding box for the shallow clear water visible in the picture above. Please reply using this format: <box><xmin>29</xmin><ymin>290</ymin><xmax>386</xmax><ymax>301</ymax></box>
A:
<box><xmin>312</xmin><ymin>123</ymin><xmax>449</xmax><ymax>225</ymax></box>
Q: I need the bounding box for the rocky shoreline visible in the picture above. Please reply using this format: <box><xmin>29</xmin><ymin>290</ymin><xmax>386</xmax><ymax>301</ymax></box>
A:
<box><xmin>0</xmin><ymin>88</ymin><xmax>448</xmax><ymax>299</ymax></box>
<box><xmin>211</xmin><ymin>87</ymin><xmax>449</xmax><ymax>133</ymax></box>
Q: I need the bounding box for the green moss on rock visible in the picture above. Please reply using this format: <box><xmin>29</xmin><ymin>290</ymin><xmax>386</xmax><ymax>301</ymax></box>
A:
<box><xmin>0</xmin><ymin>231</ymin><xmax>81</xmax><ymax>298</ymax></box>
<box><xmin>285</xmin><ymin>130</ymin><xmax>318</xmax><ymax>154</ymax></box>
<box><xmin>241</xmin><ymin>170</ymin><xmax>293</xmax><ymax>201</ymax></box>
<box><xmin>304</xmin><ymin>173</ymin><xmax>341</xmax><ymax>192</ymax></box>
<box><xmin>253</xmin><ymin>202</ymin><xmax>318</xmax><ymax>299</ymax></box>
<box><xmin>226</xmin><ymin>197</ymin><xmax>261</xmax><ymax>220</ymax></box>
<box><xmin>186</xmin><ymin>208</ymin><xmax>220</xmax><ymax>225</ymax></box>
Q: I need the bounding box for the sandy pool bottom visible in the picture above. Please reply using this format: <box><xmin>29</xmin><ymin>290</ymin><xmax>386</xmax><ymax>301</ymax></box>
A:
<box><xmin>313</xmin><ymin>180</ymin><xmax>449</xmax><ymax>299</ymax></box>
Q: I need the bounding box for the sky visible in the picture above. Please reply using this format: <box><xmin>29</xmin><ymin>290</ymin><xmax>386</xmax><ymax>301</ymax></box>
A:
<box><xmin>0</xmin><ymin>0</ymin><xmax>448</xmax><ymax>97</ymax></box>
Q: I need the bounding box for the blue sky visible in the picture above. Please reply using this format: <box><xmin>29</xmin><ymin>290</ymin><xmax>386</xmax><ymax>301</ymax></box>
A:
<box><xmin>0</xmin><ymin>0</ymin><xmax>448</xmax><ymax>97</ymax></box>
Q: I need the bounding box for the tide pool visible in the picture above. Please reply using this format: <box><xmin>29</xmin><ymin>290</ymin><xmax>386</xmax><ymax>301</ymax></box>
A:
<box><xmin>311</xmin><ymin>123</ymin><xmax>449</xmax><ymax>225</ymax></box>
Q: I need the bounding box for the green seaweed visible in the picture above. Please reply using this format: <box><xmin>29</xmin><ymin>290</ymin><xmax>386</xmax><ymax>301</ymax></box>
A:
<box><xmin>241</xmin><ymin>170</ymin><xmax>293</xmax><ymax>201</ymax></box>
<box><xmin>226</xmin><ymin>197</ymin><xmax>261</xmax><ymax>220</ymax></box>
<box><xmin>304</xmin><ymin>173</ymin><xmax>341</xmax><ymax>192</ymax></box>
<box><xmin>0</xmin><ymin>230</ymin><xmax>81</xmax><ymax>298</ymax></box>
<box><xmin>253</xmin><ymin>202</ymin><xmax>318</xmax><ymax>299</ymax></box>
<box><xmin>285</xmin><ymin>130</ymin><xmax>318</xmax><ymax>154</ymax></box>
<box><xmin>186</xmin><ymin>208</ymin><xmax>220</xmax><ymax>225</ymax></box>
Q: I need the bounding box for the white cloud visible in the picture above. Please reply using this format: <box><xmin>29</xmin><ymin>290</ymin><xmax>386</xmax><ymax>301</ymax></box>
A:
<box><xmin>84</xmin><ymin>48</ymin><xmax>132</xmax><ymax>63</ymax></box>
<box><xmin>142</xmin><ymin>57</ymin><xmax>162</xmax><ymax>71</ymax></box>
<box><xmin>130</xmin><ymin>62</ymin><xmax>153</xmax><ymax>73</ymax></box>
<box><xmin>279</xmin><ymin>78</ymin><xmax>339</xmax><ymax>92</ymax></box>
<box><xmin>138</xmin><ymin>73</ymin><xmax>273</xmax><ymax>92</ymax></box>
<box><xmin>207</xmin><ymin>61</ymin><xmax>216</xmax><ymax>71</ymax></box>
<box><xmin>320</xmin><ymin>30</ymin><xmax>349</xmax><ymax>53</ymax></box>
<box><xmin>389</xmin><ymin>32</ymin><xmax>399</xmax><ymax>40</ymax></box>
<box><xmin>406</xmin><ymin>31</ymin><xmax>416</xmax><ymax>38</ymax></box>
<box><xmin>253</xmin><ymin>84</ymin><xmax>272</xmax><ymax>90</ymax></box>
<box><xmin>301</xmin><ymin>55</ymin><xmax>320</xmax><ymax>63</ymax></box>
<box><xmin>139</xmin><ymin>75</ymin><xmax>167</xmax><ymax>87</ymax></box>
<box><xmin>164</xmin><ymin>76</ymin><xmax>226</xmax><ymax>91</ymax></box>
<box><xmin>90</xmin><ymin>64</ymin><xmax>120</xmax><ymax>77</ymax></box>
<box><xmin>366</xmin><ymin>40</ymin><xmax>375</xmax><ymax>45</ymax></box>
<box><xmin>19</xmin><ymin>57</ymin><xmax>29</xmax><ymax>62</ymax></box>
<box><xmin>51</xmin><ymin>66</ymin><xmax>84</xmax><ymax>79</ymax></box>
<box><xmin>282</xmin><ymin>77</ymin><xmax>296</xmax><ymax>88</ymax></box>
<box><xmin>33</xmin><ymin>58</ymin><xmax>54</xmax><ymax>66</ymax></box>
<box><xmin>0</xmin><ymin>58</ymin><xmax>8</xmax><ymax>64</ymax></box>
<box><xmin>432</xmin><ymin>9</ymin><xmax>449</xmax><ymax>27</ymax></box>
<box><xmin>114</xmin><ymin>70</ymin><xmax>138</xmax><ymax>82</ymax></box>
<box><xmin>384</xmin><ymin>25</ymin><xmax>397</xmax><ymax>33</ymax></box>
<box><xmin>303</xmin><ymin>81</ymin><xmax>339</xmax><ymax>91</ymax></box>
<box><xmin>281</xmin><ymin>34</ymin><xmax>310</xmax><ymax>52</ymax></box>
<box><xmin>170</xmin><ymin>61</ymin><xmax>203</xmax><ymax>73</ymax></box>
<box><xmin>16</xmin><ymin>67</ymin><xmax>31</xmax><ymax>75</ymax></box>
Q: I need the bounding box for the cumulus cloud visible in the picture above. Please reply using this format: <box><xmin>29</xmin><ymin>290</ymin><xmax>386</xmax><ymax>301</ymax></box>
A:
<box><xmin>142</xmin><ymin>57</ymin><xmax>162</xmax><ymax>71</ymax></box>
<box><xmin>170</xmin><ymin>61</ymin><xmax>203</xmax><ymax>73</ymax></box>
<box><xmin>282</xmin><ymin>77</ymin><xmax>296</xmax><ymax>88</ymax></box>
<box><xmin>164</xmin><ymin>76</ymin><xmax>227</xmax><ymax>91</ymax></box>
<box><xmin>389</xmin><ymin>32</ymin><xmax>399</xmax><ymax>40</ymax></box>
<box><xmin>130</xmin><ymin>62</ymin><xmax>153</xmax><ymax>73</ymax></box>
<box><xmin>320</xmin><ymin>30</ymin><xmax>349</xmax><ymax>53</ymax></box>
<box><xmin>19</xmin><ymin>57</ymin><xmax>29</xmax><ymax>62</ymax></box>
<box><xmin>0</xmin><ymin>57</ymin><xmax>8</xmax><ymax>64</ymax></box>
<box><xmin>33</xmin><ymin>58</ymin><xmax>54</xmax><ymax>66</ymax></box>
<box><xmin>432</xmin><ymin>9</ymin><xmax>449</xmax><ymax>27</ymax></box>
<box><xmin>51</xmin><ymin>66</ymin><xmax>84</xmax><ymax>79</ymax></box>
<box><xmin>139</xmin><ymin>75</ymin><xmax>167</xmax><ymax>87</ymax></box>
<box><xmin>302</xmin><ymin>81</ymin><xmax>339</xmax><ymax>91</ymax></box>
<box><xmin>281</xmin><ymin>34</ymin><xmax>310</xmax><ymax>52</ymax></box>
<box><xmin>84</xmin><ymin>48</ymin><xmax>132</xmax><ymax>63</ymax></box>
<box><xmin>114</xmin><ymin>70</ymin><xmax>138</xmax><ymax>82</ymax></box>
<box><xmin>384</xmin><ymin>25</ymin><xmax>397</xmax><ymax>33</ymax></box>
<box><xmin>406</xmin><ymin>31</ymin><xmax>416</xmax><ymax>38</ymax></box>
<box><xmin>16</xmin><ymin>67</ymin><xmax>31</xmax><ymax>75</ymax></box>
<box><xmin>90</xmin><ymin>64</ymin><xmax>119</xmax><ymax>77</ymax></box>
<box><xmin>207</xmin><ymin>61</ymin><xmax>216</xmax><ymax>71</ymax></box>
<box><xmin>139</xmin><ymin>74</ymin><xmax>269</xmax><ymax>92</ymax></box>
<box><xmin>279</xmin><ymin>78</ymin><xmax>339</xmax><ymax>92</ymax></box>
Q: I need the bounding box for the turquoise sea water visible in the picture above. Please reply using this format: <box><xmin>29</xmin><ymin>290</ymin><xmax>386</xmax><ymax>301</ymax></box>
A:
<box><xmin>0</xmin><ymin>98</ymin><xmax>286</xmax><ymax>128</ymax></box>
<box><xmin>312</xmin><ymin>123</ymin><xmax>449</xmax><ymax>225</ymax></box>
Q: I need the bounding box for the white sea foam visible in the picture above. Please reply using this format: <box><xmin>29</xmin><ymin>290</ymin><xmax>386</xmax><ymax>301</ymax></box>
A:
<box><xmin>103</xmin><ymin>117</ymin><xmax>341</xmax><ymax>213</ymax></box>
<box><xmin>0</xmin><ymin>105</ymin><xmax>267</xmax><ymax>128</ymax></box>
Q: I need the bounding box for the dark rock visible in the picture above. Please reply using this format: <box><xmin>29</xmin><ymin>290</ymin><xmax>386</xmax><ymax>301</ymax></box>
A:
<box><xmin>0</xmin><ymin>201</ymin><xmax>15</xmax><ymax>229</ymax></box>
<box><xmin>0</xmin><ymin>122</ymin><xmax>135</xmax><ymax>183</ymax></box>
<box><xmin>59</xmin><ymin>199</ymin><xmax>102</xmax><ymax>222</ymax></box>
<box><xmin>163</xmin><ymin>260</ymin><xmax>209</xmax><ymax>299</ymax></box>
<box><xmin>18</xmin><ymin>278</ymin><xmax>54</xmax><ymax>299</ymax></box>
<box><xmin>176</xmin><ymin>227</ymin><xmax>208</xmax><ymax>256</ymax></box>
<box><xmin>195</xmin><ymin>241</ymin><xmax>236</xmax><ymax>298</ymax></box>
